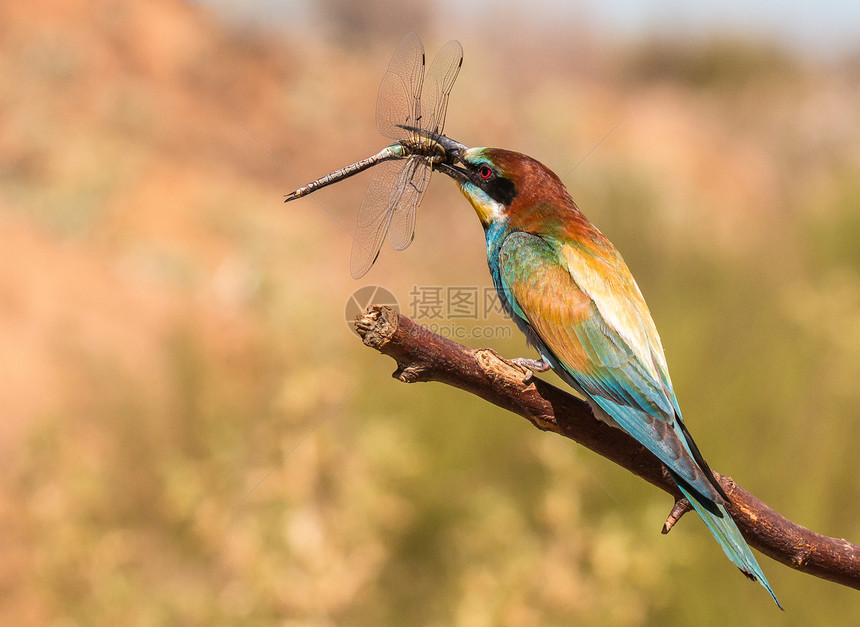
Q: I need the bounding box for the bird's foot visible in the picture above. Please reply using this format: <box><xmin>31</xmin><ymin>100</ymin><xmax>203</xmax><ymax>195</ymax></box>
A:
<box><xmin>510</xmin><ymin>356</ymin><xmax>551</xmax><ymax>383</ymax></box>
<box><xmin>661</xmin><ymin>497</ymin><xmax>693</xmax><ymax>534</ymax></box>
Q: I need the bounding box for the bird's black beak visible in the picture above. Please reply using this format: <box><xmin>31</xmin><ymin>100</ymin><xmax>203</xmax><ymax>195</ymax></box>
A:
<box><xmin>434</xmin><ymin>157</ymin><xmax>470</xmax><ymax>186</ymax></box>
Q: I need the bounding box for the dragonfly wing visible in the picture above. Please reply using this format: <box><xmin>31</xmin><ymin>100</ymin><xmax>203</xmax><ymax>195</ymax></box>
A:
<box><xmin>350</xmin><ymin>159</ymin><xmax>407</xmax><ymax>279</ymax></box>
<box><xmin>388</xmin><ymin>157</ymin><xmax>432</xmax><ymax>251</ymax></box>
<box><xmin>376</xmin><ymin>33</ymin><xmax>424</xmax><ymax>142</ymax></box>
<box><xmin>422</xmin><ymin>39</ymin><xmax>463</xmax><ymax>136</ymax></box>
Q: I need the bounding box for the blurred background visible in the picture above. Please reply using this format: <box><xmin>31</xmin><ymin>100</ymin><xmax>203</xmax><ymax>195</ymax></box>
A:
<box><xmin>1</xmin><ymin>0</ymin><xmax>859</xmax><ymax>624</ymax></box>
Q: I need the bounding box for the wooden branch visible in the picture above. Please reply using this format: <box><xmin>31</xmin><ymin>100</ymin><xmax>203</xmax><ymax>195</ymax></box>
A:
<box><xmin>355</xmin><ymin>305</ymin><xmax>860</xmax><ymax>589</ymax></box>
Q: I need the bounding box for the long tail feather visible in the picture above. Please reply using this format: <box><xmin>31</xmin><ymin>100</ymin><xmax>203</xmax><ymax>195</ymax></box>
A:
<box><xmin>671</xmin><ymin>472</ymin><xmax>783</xmax><ymax>610</ymax></box>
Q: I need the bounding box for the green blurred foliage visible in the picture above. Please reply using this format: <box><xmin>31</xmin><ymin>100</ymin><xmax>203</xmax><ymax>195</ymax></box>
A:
<box><xmin>624</xmin><ymin>36</ymin><xmax>801</xmax><ymax>91</ymax></box>
<box><xmin>1</xmin><ymin>1</ymin><xmax>858</xmax><ymax>625</ymax></box>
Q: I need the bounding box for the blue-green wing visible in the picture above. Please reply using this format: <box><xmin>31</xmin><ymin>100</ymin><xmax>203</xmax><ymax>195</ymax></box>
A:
<box><xmin>497</xmin><ymin>231</ymin><xmax>720</xmax><ymax>501</ymax></box>
<box><xmin>496</xmin><ymin>229</ymin><xmax>780</xmax><ymax>605</ymax></box>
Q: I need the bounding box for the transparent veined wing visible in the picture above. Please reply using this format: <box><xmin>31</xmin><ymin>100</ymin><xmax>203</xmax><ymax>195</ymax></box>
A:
<box><xmin>387</xmin><ymin>155</ymin><xmax>433</xmax><ymax>251</ymax></box>
<box><xmin>376</xmin><ymin>33</ymin><xmax>424</xmax><ymax>142</ymax></box>
<box><xmin>422</xmin><ymin>40</ymin><xmax>463</xmax><ymax>136</ymax></box>
<box><xmin>350</xmin><ymin>158</ymin><xmax>411</xmax><ymax>279</ymax></box>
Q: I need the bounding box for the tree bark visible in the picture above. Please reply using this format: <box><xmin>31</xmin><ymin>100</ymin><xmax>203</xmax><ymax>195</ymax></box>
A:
<box><xmin>355</xmin><ymin>305</ymin><xmax>860</xmax><ymax>590</ymax></box>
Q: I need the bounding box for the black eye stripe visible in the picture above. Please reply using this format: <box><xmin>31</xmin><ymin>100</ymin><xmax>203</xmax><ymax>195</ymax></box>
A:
<box><xmin>467</xmin><ymin>162</ymin><xmax>517</xmax><ymax>206</ymax></box>
<box><xmin>484</xmin><ymin>177</ymin><xmax>517</xmax><ymax>206</ymax></box>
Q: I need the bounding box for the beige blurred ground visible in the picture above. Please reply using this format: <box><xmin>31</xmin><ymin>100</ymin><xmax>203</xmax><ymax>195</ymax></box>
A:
<box><xmin>1</xmin><ymin>0</ymin><xmax>859</xmax><ymax>624</ymax></box>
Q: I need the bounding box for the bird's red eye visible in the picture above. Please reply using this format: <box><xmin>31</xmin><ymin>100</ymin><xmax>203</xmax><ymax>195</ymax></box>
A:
<box><xmin>479</xmin><ymin>165</ymin><xmax>493</xmax><ymax>179</ymax></box>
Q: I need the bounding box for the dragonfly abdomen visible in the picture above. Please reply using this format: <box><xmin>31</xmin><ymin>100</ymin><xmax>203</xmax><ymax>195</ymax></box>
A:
<box><xmin>284</xmin><ymin>144</ymin><xmax>406</xmax><ymax>202</ymax></box>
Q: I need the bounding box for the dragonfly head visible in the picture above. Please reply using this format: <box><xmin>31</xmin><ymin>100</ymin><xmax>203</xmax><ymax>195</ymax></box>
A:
<box><xmin>430</xmin><ymin>134</ymin><xmax>468</xmax><ymax>163</ymax></box>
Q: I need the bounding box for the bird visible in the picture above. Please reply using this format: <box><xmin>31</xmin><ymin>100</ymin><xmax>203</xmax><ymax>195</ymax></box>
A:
<box><xmin>425</xmin><ymin>131</ymin><xmax>781</xmax><ymax>607</ymax></box>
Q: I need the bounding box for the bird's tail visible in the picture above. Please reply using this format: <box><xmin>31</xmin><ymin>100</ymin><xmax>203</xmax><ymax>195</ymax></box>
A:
<box><xmin>671</xmin><ymin>471</ymin><xmax>783</xmax><ymax>610</ymax></box>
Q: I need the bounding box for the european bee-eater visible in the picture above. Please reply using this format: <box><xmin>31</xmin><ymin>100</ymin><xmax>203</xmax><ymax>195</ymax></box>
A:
<box><xmin>430</xmin><ymin>133</ymin><xmax>781</xmax><ymax>607</ymax></box>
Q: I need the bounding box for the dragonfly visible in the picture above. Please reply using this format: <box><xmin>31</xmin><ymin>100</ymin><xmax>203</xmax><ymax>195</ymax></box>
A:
<box><xmin>284</xmin><ymin>33</ymin><xmax>463</xmax><ymax>279</ymax></box>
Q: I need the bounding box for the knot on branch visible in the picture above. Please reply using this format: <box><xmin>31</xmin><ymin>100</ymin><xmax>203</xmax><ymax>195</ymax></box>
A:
<box><xmin>474</xmin><ymin>349</ymin><xmax>559</xmax><ymax>429</ymax></box>
<box><xmin>791</xmin><ymin>542</ymin><xmax>815</xmax><ymax>568</ymax></box>
<box><xmin>475</xmin><ymin>349</ymin><xmax>533</xmax><ymax>388</ymax></box>
<box><xmin>394</xmin><ymin>365</ymin><xmax>425</xmax><ymax>383</ymax></box>
<box><xmin>355</xmin><ymin>305</ymin><xmax>397</xmax><ymax>349</ymax></box>
<box><xmin>662</xmin><ymin>497</ymin><xmax>693</xmax><ymax>534</ymax></box>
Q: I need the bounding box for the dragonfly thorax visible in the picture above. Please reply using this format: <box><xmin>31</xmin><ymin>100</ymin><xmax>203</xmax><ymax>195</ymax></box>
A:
<box><xmin>399</xmin><ymin>137</ymin><xmax>447</xmax><ymax>163</ymax></box>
